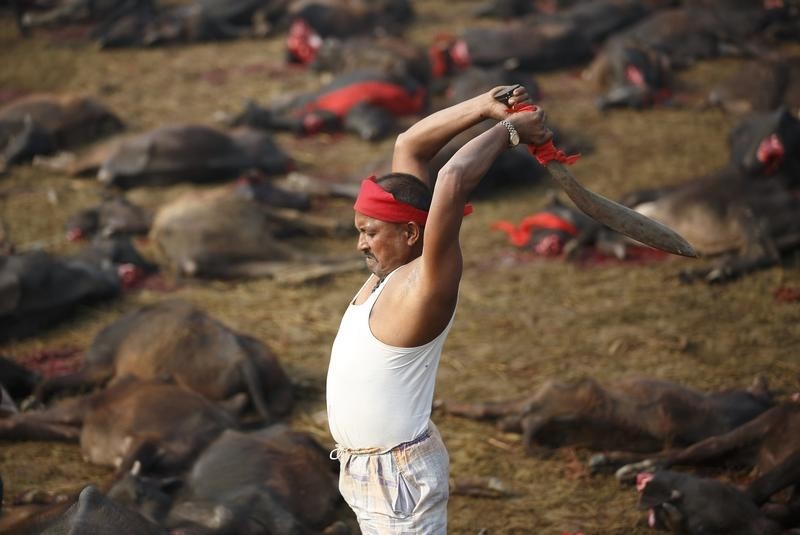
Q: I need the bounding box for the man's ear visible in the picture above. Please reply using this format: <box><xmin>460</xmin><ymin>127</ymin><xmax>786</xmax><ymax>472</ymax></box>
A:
<box><xmin>405</xmin><ymin>222</ymin><xmax>422</xmax><ymax>245</ymax></box>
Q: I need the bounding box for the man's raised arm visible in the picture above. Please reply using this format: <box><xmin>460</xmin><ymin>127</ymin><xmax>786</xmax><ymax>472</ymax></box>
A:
<box><xmin>391</xmin><ymin>86</ymin><xmax>532</xmax><ymax>187</ymax></box>
<box><xmin>418</xmin><ymin>95</ymin><xmax>551</xmax><ymax>298</ymax></box>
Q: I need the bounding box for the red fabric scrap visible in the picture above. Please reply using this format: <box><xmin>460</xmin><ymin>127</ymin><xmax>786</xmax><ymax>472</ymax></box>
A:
<box><xmin>491</xmin><ymin>212</ymin><xmax>578</xmax><ymax>248</ymax></box>
<box><xmin>306</xmin><ymin>80</ymin><xmax>426</xmax><ymax>118</ymax></box>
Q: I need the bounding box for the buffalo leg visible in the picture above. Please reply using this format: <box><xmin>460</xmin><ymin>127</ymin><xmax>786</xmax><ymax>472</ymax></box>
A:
<box><xmin>443</xmin><ymin>395</ymin><xmax>536</xmax><ymax>421</ymax></box>
<box><xmin>748</xmin><ymin>451</ymin><xmax>800</xmax><ymax>505</ymax></box>
<box><xmin>0</xmin><ymin>416</ymin><xmax>79</xmax><ymax>442</ymax></box>
<box><xmin>33</xmin><ymin>366</ymin><xmax>113</xmax><ymax>403</ymax></box>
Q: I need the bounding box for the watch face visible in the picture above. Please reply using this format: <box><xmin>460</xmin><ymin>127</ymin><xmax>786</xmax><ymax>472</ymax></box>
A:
<box><xmin>510</xmin><ymin>131</ymin><xmax>520</xmax><ymax>146</ymax></box>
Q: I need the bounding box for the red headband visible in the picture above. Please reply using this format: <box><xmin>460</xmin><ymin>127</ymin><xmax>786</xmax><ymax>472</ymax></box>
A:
<box><xmin>353</xmin><ymin>176</ymin><xmax>473</xmax><ymax>225</ymax></box>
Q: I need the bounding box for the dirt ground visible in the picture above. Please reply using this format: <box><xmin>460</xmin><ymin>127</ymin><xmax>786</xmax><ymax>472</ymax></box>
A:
<box><xmin>1</xmin><ymin>1</ymin><xmax>800</xmax><ymax>534</ymax></box>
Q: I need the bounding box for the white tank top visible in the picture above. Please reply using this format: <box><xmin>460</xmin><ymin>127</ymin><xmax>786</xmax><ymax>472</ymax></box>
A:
<box><xmin>326</xmin><ymin>269</ymin><xmax>455</xmax><ymax>450</ymax></box>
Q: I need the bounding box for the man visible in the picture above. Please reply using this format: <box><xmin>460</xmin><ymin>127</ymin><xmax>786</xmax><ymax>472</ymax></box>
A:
<box><xmin>326</xmin><ymin>85</ymin><xmax>551</xmax><ymax>533</ymax></box>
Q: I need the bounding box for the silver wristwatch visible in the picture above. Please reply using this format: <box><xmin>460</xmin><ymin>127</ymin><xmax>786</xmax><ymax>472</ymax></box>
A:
<box><xmin>500</xmin><ymin>119</ymin><xmax>520</xmax><ymax>147</ymax></box>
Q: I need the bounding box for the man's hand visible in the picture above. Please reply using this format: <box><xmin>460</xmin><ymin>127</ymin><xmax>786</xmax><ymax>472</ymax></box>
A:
<box><xmin>508</xmin><ymin>106</ymin><xmax>552</xmax><ymax>146</ymax></box>
<box><xmin>483</xmin><ymin>85</ymin><xmax>531</xmax><ymax>121</ymax></box>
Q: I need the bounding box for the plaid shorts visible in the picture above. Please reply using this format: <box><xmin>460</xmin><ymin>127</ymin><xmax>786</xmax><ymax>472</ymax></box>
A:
<box><xmin>331</xmin><ymin>422</ymin><xmax>449</xmax><ymax>534</ymax></box>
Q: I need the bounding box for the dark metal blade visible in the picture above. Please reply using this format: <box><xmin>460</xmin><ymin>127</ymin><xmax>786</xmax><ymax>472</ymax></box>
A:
<box><xmin>546</xmin><ymin>162</ymin><xmax>697</xmax><ymax>258</ymax></box>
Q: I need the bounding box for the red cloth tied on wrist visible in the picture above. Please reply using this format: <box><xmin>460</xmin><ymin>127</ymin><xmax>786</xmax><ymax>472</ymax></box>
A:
<box><xmin>354</xmin><ymin>176</ymin><xmax>473</xmax><ymax>225</ymax></box>
<box><xmin>509</xmin><ymin>103</ymin><xmax>581</xmax><ymax>166</ymax></box>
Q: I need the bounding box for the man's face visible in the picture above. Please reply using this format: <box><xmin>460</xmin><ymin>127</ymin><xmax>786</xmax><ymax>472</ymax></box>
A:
<box><xmin>354</xmin><ymin>212</ymin><xmax>413</xmax><ymax>278</ymax></box>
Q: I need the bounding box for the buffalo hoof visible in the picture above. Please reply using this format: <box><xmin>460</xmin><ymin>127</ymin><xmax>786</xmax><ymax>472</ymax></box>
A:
<box><xmin>615</xmin><ymin>459</ymin><xmax>658</xmax><ymax>485</ymax></box>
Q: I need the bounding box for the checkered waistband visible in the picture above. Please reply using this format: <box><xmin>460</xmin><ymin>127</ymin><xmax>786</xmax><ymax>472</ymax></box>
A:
<box><xmin>329</xmin><ymin>428</ymin><xmax>432</xmax><ymax>460</ymax></box>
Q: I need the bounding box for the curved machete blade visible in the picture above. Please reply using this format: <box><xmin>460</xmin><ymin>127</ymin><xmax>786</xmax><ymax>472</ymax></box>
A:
<box><xmin>547</xmin><ymin>162</ymin><xmax>697</xmax><ymax>258</ymax></box>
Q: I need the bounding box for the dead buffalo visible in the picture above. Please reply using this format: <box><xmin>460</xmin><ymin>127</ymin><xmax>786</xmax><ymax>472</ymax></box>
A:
<box><xmin>285</xmin><ymin>0</ymin><xmax>414</xmax><ymax>64</ymax></box>
<box><xmin>149</xmin><ymin>186</ymin><xmax>358</xmax><ymax>279</ymax></box>
<box><xmin>229</xmin><ymin>70</ymin><xmax>426</xmax><ymax>141</ymax></box>
<box><xmin>110</xmin><ymin>426</ymin><xmax>345</xmax><ymax>534</ymax></box>
<box><xmin>69</xmin><ymin>235</ymin><xmax>157</xmax><ymax>286</ymax></box>
<box><xmin>90</xmin><ymin>0</ymin><xmax>286</xmax><ymax>49</ymax></box>
<box><xmin>97</xmin><ymin>124</ymin><xmax>291</xmax><ymax>189</ymax></box>
<box><xmin>65</xmin><ymin>192</ymin><xmax>152</xmax><ymax>241</ymax></box>
<box><xmin>636</xmin><ymin>470</ymin><xmax>784</xmax><ymax>534</ymax></box>
<box><xmin>452</xmin><ymin>20</ymin><xmax>593</xmax><ymax>73</ymax></box>
<box><xmin>0</xmin><ymin>249</ymin><xmax>121</xmax><ymax>342</ymax></box>
<box><xmin>309</xmin><ymin>35</ymin><xmax>432</xmax><ymax>87</ymax></box>
<box><xmin>727</xmin><ymin>107</ymin><xmax>800</xmax><ymax>180</ymax></box>
<box><xmin>613</xmin><ymin>165</ymin><xmax>800</xmax><ymax>283</ymax></box>
<box><xmin>708</xmin><ymin>55</ymin><xmax>800</xmax><ymax>115</ymax></box>
<box><xmin>600</xmin><ymin>5</ymin><xmax>775</xmax><ymax>70</ymax></box>
<box><xmin>34</xmin><ymin>299</ymin><xmax>293</xmax><ymax>423</ymax></box>
<box><xmin>17</xmin><ymin>0</ymin><xmax>142</xmax><ymax>29</ymax></box>
<box><xmin>29</xmin><ymin>485</ymin><xmax>166</xmax><ymax>535</ymax></box>
<box><xmin>0</xmin><ymin>377</ymin><xmax>240</xmax><ymax>477</ymax></box>
<box><xmin>587</xmin><ymin>39</ymin><xmax>673</xmax><ymax>110</ymax></box>
<box><xmin>613</xmin><ymin>399</ymin><xmax>800</xmax><ymax>484</ymax></box>
<box><xmin>0</xmin><ymin>93</ymin><xmax>124</xmax><ymax>169</ymax></box>
<box><xmin>446</xmin><ymin>0</ymin><xmax>659</xmax><ymax>74</ymax></box>
<box><xmin>585</xmin><ymin>4</ymin><xmax>786</xmax><ymax>109</ymax></box>
<box><xmin>442</xmin><ymin>376</ymin><xmax>774</xmax><ymax>455</ymax></box>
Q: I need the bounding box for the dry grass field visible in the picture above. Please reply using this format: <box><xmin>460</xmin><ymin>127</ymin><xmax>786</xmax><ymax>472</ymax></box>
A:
<box><xmin>1</xmin><ymin>1</ymin><xmax>799</xmax><ymax>534</ymax></box>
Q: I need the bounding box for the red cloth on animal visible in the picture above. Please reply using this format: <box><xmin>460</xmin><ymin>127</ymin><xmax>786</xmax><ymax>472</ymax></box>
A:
<box><xmin>307</xmin><ymin>81</ymin><xmax>426</xmax><ymax>118</ymax></box>
<box><xmin>491</xmin><ymin>212</ymin><xmax>579</xmax><ymax>247</ymax></box>
<box><xmin>354</xmin><ymin>176</ymin><xmax>472</xmax><ymax>225</ymax></box>
<box><xmin>509</xmin><ymin>103</ymin><xmax>581</xmax><ymax>165</ymax></box>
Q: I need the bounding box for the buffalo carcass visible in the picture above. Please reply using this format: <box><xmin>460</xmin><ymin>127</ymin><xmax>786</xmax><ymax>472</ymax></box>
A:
<box><xmin>33</xmin><ymin>299</ymin><xmax>293</xmax><ymax>423</ymax></box>
<box><xmin>228</xmin><ymin>69</ymin><xmax>426</xmax><ymax>141</ymax></box>
<box><xmin>44</xmin><ymin>485</ymin><xmax>165</xmax><ymax>535</ymax></box>
<box><xmin>727</xmin><ymin>107</ymin><xmax>800</xmax><ymax>181</ymax></box>
<box><xmin>614</xmin><ymin>399</ymin><xmax>800</xmax><ymax>486</ymax></box>
<box><xmin>0</xmin><ymin>248</ymin><xmax>121</xmax><ymax>342</ymax></box>
<box><xmin>65</xmin><ymin>192</ymin><xmax>152</xmax><ymax>242</ymax></box>
<box><xmin>16</xmin><ymin>0</ymin><xmax>149</xmax><ymax>29</ymax></box>
<box><xmin>441</xmin><ymin>376</ymin><xmax>775</xmax><ymax>455</ymax></box>
<box><xmin>0</xmin><ymin>376</ymin><xmax>239</xmax><ymax>474</ymax></box>
<box><xmin>96</xmin><ymin>124</ymin><xmax>291</xmax><ymax>189</ymax></box>
<box><xmin>0</xmin><ymin>93</ymin><xmax>124</xmax><ymax>170</ymax></box>
<box><xmin>308</xmin><ymin>35</ymin><xmax>432</xmax><ymax>87</ymax></box>
<box><xmin>636</xmin><ymin>470</ymin><xmax>784</xmax><ymax>535</ymax></box>
<box><xmin>585</xmin><ymin>3</ymin><xmax>787</xmax><ymax>109</ymax></box>
<box><xmin>609</xmin><ymin>165</ymin><xmax>800</xmax><ymax>283</ymax></box>
<box><xmin>109</xmin><ymin>425</ymin><xmax>346</xmax><ymax>534</ymax></box>
<box><xmin>708</xmin><ymin>54</ymin><xmax>800</xmax><ymax>115</ymax></box>
<box><xmin>90</xmin><ymin>0</ymin><xmax>289</xmax><ymax>49</ymax></box>
<box><xmin>440</xmin><ymin>0</ymin><xmax>660</xmax><ymax>75</ymax></box>
<box><xmin>284</xmin><ymin>0</ymin><xmax>414</xmax><ymax>65</ymax></box>
<box><xmin>149</xmin><ymin>185</ymin><xmax>359</xmax><ymax>280</ymax></box>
